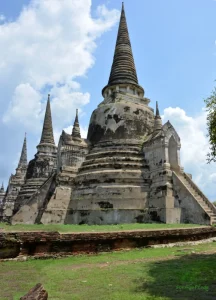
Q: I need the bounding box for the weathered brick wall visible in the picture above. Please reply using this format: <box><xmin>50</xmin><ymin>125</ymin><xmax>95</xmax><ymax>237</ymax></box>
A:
<box><xmin>1</xmin><ymin>227</ymin><xmax>216</xmax><ymax>259</ymax></box>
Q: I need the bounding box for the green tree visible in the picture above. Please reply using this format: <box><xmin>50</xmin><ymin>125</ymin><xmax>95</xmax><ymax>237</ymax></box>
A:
<box><xmin>213</xmin><ymin>201</ymin><xmax>216</xmax><ymax>207</ymax></box>
<box><xmin>204</xmin><ymin>86</ymin><xmax>216</xmax><ymax>162</ymax></box>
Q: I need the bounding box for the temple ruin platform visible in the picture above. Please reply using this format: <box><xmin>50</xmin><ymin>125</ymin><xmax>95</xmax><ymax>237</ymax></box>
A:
<box><xmin>1</xmin><ymin>225</ymin><xmax>216</xmax><ymax>259</ymax></box>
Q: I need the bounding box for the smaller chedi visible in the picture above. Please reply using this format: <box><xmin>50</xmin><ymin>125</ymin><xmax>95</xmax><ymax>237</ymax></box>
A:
<box><xmin>13</xmin><ymin>95</ymin><xmax>57</xmax><ymax>216</ymax></box>
<box><xmin>1</xmin><ymin>3</ymin><xmax>216</xmax><ymax>226</ymax></box>
<box><xmin>0</xmin><ymin>136</ymin><xmax>27</xmax><ymax>222</ymax></box>
<box><xmin>0</xmin><ymin>183</ymin><xmax>6</xmax><ymax>220</ymax></box>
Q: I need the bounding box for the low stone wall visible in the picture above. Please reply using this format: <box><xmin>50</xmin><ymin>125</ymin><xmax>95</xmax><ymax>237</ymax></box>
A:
<box><xmin>1</xmin><ymin>226</ymin><xmax>216</xmax><ymax>259</ymax></box>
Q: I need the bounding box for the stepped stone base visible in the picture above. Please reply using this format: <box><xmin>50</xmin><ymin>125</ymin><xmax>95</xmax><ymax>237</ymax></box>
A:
<box><xmin>2</xmin><ymin>200</ymin><xmax>17</xmax><ymax>223</ymax></box>
<box><xmin>65</xmin><ymin>209</ymin><xmax>151</xmax><ymax>225</ymax></box>
<box><xmin>70</xmin><ymin>139</ymin><xmax>151</xmax><ymax>224</ymax></box>
<box><xmin>65</xmin><ymin>208</ymin><xmax>182</xmax><ymax>225</ymax></box>
<box><xmin>148</xmin><ymin>208</ymin><xmax>182</xmax><ymax>224</ymax></box>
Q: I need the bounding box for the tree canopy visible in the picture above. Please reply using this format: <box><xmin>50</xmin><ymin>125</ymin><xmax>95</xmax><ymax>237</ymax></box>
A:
<box><xmin>204</xmin><ymin>86</ymin><xmax>216</xmax><ymax>163</ymax></box>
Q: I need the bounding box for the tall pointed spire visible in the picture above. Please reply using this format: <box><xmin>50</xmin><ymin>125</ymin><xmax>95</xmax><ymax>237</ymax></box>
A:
<box><xmin>102</xmin><ymin>3</ymin><xmax>143</xmax><ymax>95</ymax></box>
<box><xmin>39</xmin><ymin>94</ymin><xmax>55</xmax><ymax>145</ymax></box>
<box><xmin>156</xmin><ymin>101</ymin><xmax>160</xmax><ymax>117</ymax></box>
<box><xmin>154</xmin><ymin>101</ymin><xmax>162</xmax><ymax>132</ymax></box>
<box><xmin>18</xmin><ymin>134</ymin><xmax>27</xmax><ymax>168</ymax></box>
<box><xmin>72</xmin><ymin>109</ymin><xmax>81</xmax><ymax>139</ymax></box>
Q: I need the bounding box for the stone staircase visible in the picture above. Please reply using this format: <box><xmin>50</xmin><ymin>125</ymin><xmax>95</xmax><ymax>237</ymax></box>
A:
<box><xmin>173</xmin><ymin>171</ymin><xmax>216</xmax><ymax>225</ymax></box>
<box><xmin>13</xmin><ymin>178</ymin><xmax>47</xmax><ymax>213</ymax></box>
<box><xmin>12</xmin><ymin>174</ymin><xmax>56</xmax><ymax>224</ymax></box>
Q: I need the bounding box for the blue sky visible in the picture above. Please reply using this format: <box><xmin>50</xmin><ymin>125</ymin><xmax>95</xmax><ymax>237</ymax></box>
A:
<box><xmin>0</xmin><ymin>0</ymin><xmax>216</xmax><ymax>199</ymax></box>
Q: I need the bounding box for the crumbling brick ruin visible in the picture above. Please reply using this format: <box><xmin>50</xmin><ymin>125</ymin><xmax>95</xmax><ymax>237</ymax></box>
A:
<box><xmin>1</xmin><ymin>4</ymin><xmax>216</xmax><ymax>225</ymax></box>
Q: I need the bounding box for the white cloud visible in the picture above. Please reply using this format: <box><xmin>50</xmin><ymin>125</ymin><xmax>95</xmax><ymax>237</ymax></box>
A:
<box><xmin>162</xmin><ymin>107</ymin><xmax>208</xmax><ymax>165</ymax></box>
<box><xmin>209</xmin><ymin>173</ymin><xmax>216</xmax><ymax>183</ymax></box>
<box><xmin>1</xmin><ymin>0</ymin><xmax>119</xmax><ymax>132</ymax></box>
<box><xmin>162</xmin><ymin>107</ymin><xmax>216</xmax><ymax>200</ymax></box>
<box><xmin>3</xmin><ymin>83</ymin><xmax>42</xmax><ymax>132</ymax></box>
<box><xmin>50</xmin><ymin>82</ymin><xmax>90</xmax><ymax>128</ymax></box>
<box><xmin>0</xmin><ymin>15</ymin><xmax>5</xmax><ymax>22</ymax></box>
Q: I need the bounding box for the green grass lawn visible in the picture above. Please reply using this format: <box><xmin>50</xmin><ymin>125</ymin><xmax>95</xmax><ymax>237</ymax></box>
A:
<box><xmin>0</xmin><ymin>223</ymin><xmax>205</xmax><ymax>233</ymax></box>
<box><xmin>1</xmin><ymin>242</ymin><xmax>216</xmax><ymax>300</ymax></box>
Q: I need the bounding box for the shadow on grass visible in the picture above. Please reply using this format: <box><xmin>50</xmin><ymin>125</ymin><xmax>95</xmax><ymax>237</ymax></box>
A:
<box><xmin>135</xmin><ymin>252</ymin><xmax>216</xmax><ymax>300</ymax></box>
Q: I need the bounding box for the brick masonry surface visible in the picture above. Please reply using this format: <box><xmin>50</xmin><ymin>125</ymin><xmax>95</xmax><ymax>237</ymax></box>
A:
<box><xmin>1</xmin><ymin>226</ymin><xmax>216</xmax><ymax>259</ymax></box>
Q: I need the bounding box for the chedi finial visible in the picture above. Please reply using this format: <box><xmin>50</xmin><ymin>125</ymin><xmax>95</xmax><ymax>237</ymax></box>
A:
<box><xmin>156</xmin><ymin>101</ymin><xmax>160</xmax><ymax>117</ymax></box>
<box><xmin>154</xmin><ymin>101</ymin><xmax>162</xmax><ymax>132</ymax></box>
<box><xmin>17</xmin><ymin>133</ymin><xmax>28</xmax><ymax>169</ymax></box>
<box><xmin>72</xmin><ymin>109</ymin><xmax>81</xmax><ymax>139</ymax></box>
<box><xmin>39</xmin><ymin>94</ymin><xmax>55</xmax><ymax>145</ymax></box>
<box><xmin>102</xmin><ymin>3</ymin><xmax>144</xmax><ymax>96</ymax></box>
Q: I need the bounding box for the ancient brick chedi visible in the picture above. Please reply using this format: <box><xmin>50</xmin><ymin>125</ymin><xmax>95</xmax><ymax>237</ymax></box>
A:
<box><xmin>2</xmin><ymin>3</ymin><xmax>216</xmax><ymax>225</ymax></box>
<box><xmin>0</xmin><ymin>183</ymin><xmax>6</xmax><ymax>220</ymax></box>
<box><xmin>0</xmin><ymin>136</ymin><xmax>27</xmax><ymax>222</ymax></box>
